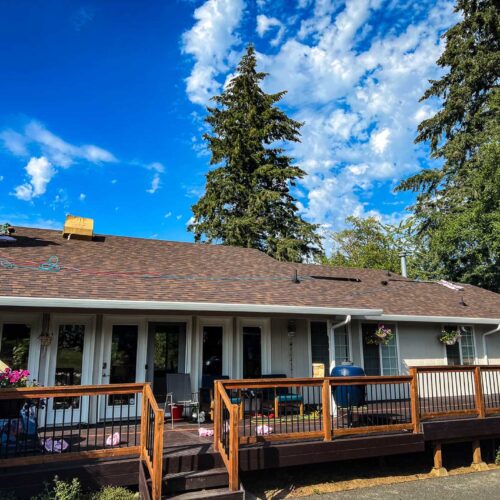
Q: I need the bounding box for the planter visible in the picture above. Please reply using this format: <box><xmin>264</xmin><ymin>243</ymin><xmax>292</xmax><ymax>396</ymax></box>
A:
<box><xmin>443</xmin><ymin>339</ymin><xmax>458</xmax><ymax>346</ymax></box>
<box><xmin>0</xmin><ymin>399</ymin><xmax>24</xmax><ymax>419</ymax></box>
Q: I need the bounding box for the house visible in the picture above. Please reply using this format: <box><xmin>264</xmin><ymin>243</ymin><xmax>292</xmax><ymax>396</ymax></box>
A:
<box><xmin>1</xmin><ymin>223</ymin><xmax>499</xmax><ymax>406</ymax></box>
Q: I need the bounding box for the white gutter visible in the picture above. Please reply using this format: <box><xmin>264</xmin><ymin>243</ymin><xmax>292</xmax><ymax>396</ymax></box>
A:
<box><xmin>482</xmin><ymin>324</ymin><xmax>500</xmax><ymax>365</ymax></box>
<box><xmin>361</xmin><ymin>314</ymin><xmax>500</xmax><ymax>325</ymax></box>
<box><xmin>329</xmin><ymin>315</ymin><xmax>351</xmax><ymax>374</ymax></box>
<box><xmin>0</xmin><ymin>296</ymin><xmax>383</xmax><ymax>317</ymax></box>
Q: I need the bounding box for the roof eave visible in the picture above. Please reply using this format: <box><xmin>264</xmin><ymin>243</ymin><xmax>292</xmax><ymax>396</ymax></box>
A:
<box><xmin>361</xmin><ymin>314</ymin><xmax>500</xmax><ymax>325</ymax></box>
<box><xmin>0</xmin><ymin>296</ymin><xmax>382</xmax><ymax>317</ymax></box>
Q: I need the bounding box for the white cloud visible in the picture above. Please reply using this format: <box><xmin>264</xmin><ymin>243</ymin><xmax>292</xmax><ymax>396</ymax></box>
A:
<box><xmin>111</xmin><ymin>179</ymin><xmax>118</xmax><ymax>184</ymax></box>
<box><xmin>79</xmin><ymin>193</ymin><xmax>86</xmax><ymax>201</ymax></box>
<box><xmin>164</xmin><ymin>211</ymin><xmax>172</xmax><ymax>218</ymax></box>
<box><xmin>182</xmin><ymin>0</ymin><xmax>245</xmax><ymax>104</ymax></box>
<box><xmin>183</xmin><ymin>0</ymin><xmax>457</xmax><ymax>232</ymax></box>
<box><xmin>146</xmin><ymin>161</ymin><xmax>165</xmax><ymax>173</ymax></box>
<box><xmin>176</xmin><ymin>215</ymin><xmax>182</xmax><ymax>220</ymax></box>
<box><xmin>256</xmin><ymin>15</ymin><xmax>285</xmax><ymax>46</ymax></box>
<box><xmin>146</xmin><ymin>173</ymin><xmax>161</xmax><ymax>194</ymax></box>
<box><xmin>2</xmin><ymin>120</ymin><xmax>117</xmax><ymax>201</ymax></box>
<box><xmin>370</xmin><ymin>128</ymin><xmax>391</xmax><ymax>155</ymax></box>
<box><xmin>13</xmin><ymin>157</ymin><xmax>54</xmax><ymax>201</ymax></box>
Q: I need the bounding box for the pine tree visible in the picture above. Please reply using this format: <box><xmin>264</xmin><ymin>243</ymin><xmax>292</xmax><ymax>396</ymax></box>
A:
<box><xmin>189</xmin><ymin>45</ymin><xmax>322</xmax><ymax>262</ymax></box>
<box><xmin>397</xmin><ymin>0</ymin><xmax>500</xmax><ymax>291</ymax></box>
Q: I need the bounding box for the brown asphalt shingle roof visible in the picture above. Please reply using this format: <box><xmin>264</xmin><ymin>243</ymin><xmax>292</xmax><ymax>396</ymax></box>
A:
<box><xmin>0</xmin><ymin>227</ymin><xmax>499</xmax><ymax>320</ymax></box>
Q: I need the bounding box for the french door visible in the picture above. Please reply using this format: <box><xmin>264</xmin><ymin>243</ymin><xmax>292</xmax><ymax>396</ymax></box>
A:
<box><xmin>47</xmin><ymin>316</ymin><xmax>94</xmax><ymax>424</ymax></box>
<box><xmin>101</xmin><ymin>320</ymin><xmax>147</xmax><ymax>420</ymax></box>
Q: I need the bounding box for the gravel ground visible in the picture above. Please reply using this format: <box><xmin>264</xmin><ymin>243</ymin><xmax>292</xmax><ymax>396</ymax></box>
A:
<box><xmin>298</xmin><ymin>469</ymin><xmax>500</xmax><ymax>499</ymax></box>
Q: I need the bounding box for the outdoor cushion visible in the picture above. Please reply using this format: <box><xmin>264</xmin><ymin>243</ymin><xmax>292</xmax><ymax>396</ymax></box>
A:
<box><xmin>276</xmin><ymin>394</ymin><xmax>303</xmax><ymax>403</ymax></box>
<box><xmin>230</xmin><ymin>397</ymin><xmax>241</xmax><ymax>404</ymax></box>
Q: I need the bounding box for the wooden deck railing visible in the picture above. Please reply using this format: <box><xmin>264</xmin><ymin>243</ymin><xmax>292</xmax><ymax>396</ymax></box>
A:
<box><xmin>215</xmin><ymin>366</ymin><xmax>500</xmax><ymax>490</ymax></box>
<box><xmin>140</xmin><ymin>383</ymin><xmax>165</xmax><ymax>500</ymax></box>
<box><xmin>0</xmin><ymin>383</ymin><xmax>164</xmax><ymax>500</ymax></box>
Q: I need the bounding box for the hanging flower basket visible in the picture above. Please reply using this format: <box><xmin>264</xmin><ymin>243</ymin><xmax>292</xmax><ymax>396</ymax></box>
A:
<box><xmin>439</xmin><ymin>330</ymin><xmax>461</xmax><ymax>346</ymax></box>
<box><xmin>366</xmin><ymin>325</ymin><xmax>393</xmax><ymax>346</ymax></box>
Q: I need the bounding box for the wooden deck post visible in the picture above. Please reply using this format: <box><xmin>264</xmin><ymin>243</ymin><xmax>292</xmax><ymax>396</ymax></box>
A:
<box><xmin>431</xmin><ymin>442</ymin><xmax>448</xmax><ymax>477</ymax></box>
<box><xmin>152</xmin><ymin>409</ymin><xmax>165</xmax><ymax>500</ymax></box>
<box><xmin>140</xmin><ymin>386</ymin><xmax>149</xmax><ymax>460</ymax></box>
<box><xmin>213</xmin><ymin>381</ymin><xmax>220</xmax><ymax>452</ymax></box>
<box><xmin>229</xmin><ymin>403</ymin><xmax>240</xmax><ymax>491</ymax></box>
<box><xmin>322</xmin><ymin>379</ymin><xmax>332</xmax><ymax>441</ymax></box>
<box><xmin>471</xmin><ymin>439</ymin><xmax>489</xmax><ymax>471</ymax></box>
<box><xmin>409</xmin><ymin>367</ymin><xmax>420</xmax><ymax>433</ymax></box>
<box><xmin>474</xmin><ymin>367</ymin><xmax>486</xmax><ymax>418</ymax></box>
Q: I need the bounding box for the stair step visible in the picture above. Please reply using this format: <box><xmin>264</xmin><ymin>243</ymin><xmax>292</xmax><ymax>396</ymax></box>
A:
<box><xmin>164</xmin><ymin>467</ymin><xmax>229</xmax><ymax>493</ymax></box>
<box><xmin>164</xmin><ymin>487</ymin><xmax>244</xmax><ymax>500</ymax></box>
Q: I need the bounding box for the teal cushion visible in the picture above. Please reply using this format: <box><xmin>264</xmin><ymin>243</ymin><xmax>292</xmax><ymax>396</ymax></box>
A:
<box><xmin>230</xmin><ymin>397</ymin><xmax>241</xmax><ymax>404</ymax></box>
<box><xmin>276</xmin><ymin>394</ymin><xmax>303</xmax><ymax>403</ymax></box>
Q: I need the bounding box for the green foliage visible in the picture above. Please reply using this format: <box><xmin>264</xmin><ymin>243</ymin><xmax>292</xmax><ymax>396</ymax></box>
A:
<box><xmin>31</xmin><ymin>477</ymin><xmax>83</xmax><ymax>500</ymax></box>
<box><xmin>397</xmin><ymin>0</ymin><xmax>500</xmax><ymax>291</ymax></box>
<box><xmin>189</xmin><ymin>45</ymin><xmax>322</xmax><ymax>262</ymax></box>
<box><xmin>91</xmin><ymin>487</ymin><xmax>139</xmax><ymax>500</ymax></box>
<box><xmin>321</xmin><ymin>216</ymin><xmax>419</xmax><ymax>277</ymax></box>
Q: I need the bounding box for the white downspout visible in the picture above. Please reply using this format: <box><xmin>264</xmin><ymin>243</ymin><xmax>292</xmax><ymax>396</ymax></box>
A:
<box><xmin>329</xmin><ymin>315</ymin><xmax>351</xmax><ymax>374</ymax></box>
<box><xmin>329</xmin><ymin>315</ymin><xmax>351</xmax><ymax>420</ymax></box>
<box><xmin>482</xmin><ymin>324</ymin><xmax>500</xmax><ymax>364</ymax></box>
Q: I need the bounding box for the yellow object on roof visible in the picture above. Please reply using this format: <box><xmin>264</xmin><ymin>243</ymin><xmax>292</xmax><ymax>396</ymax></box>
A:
<box><xmin>63</xmin><ymin>214</ymin><xmax>94</xmax><ymax>240</ymax></box>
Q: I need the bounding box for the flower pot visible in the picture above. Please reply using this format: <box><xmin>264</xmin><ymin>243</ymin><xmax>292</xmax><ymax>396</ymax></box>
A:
<box><xmin>0</xmin><ymin>399</ymin><xmax>24</xmax><ymax>419</ymax></box>
<box><xmin>443</xmin><ymin>339</ymin><xmax>458</xmax><ymax>346</ymax></box>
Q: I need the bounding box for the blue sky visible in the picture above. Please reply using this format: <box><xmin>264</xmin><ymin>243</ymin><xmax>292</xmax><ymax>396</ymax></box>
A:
<box><xmin>0</xmin><ymin>0</ymin><xmax>456</xmax><ymax>245</ymax></box>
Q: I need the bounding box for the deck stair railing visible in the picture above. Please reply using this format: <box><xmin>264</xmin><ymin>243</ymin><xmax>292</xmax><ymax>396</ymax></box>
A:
<box><xmin>140</xmin><ymin>383</ymin><xmax>165</xmax><ymax>500</ymax></box>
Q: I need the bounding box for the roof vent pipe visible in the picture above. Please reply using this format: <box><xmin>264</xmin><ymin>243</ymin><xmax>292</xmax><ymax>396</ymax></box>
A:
<box><xmin>399</xmin><ymin>251</ymin><xmax>408</xmax><ymax>278</ymax></box>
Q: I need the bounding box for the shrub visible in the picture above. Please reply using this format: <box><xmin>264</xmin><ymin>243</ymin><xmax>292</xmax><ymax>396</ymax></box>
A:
<box><xmin>31</xmin><ymin>477</ymin><xmax>83</xmax><ymax>500</ymax></box>
<box><xmin>92</xmin><ymin>486</ymin><xmax>139</xmax><ymax>500</ymax></box>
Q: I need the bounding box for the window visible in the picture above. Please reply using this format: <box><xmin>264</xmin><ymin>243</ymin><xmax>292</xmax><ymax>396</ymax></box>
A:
<box><xmin>310</xmin><ymin>322</ymin><xmax>329</xmax><ymax>374</ymax></box>
<box><xmin>445</xmin><ymin>325</ymin><xmax>475</xmax><ymax>365</ymax></box>
<box><xmin>361</xmin><ymin>323</ymin><xmax>398</xmax><ymax>375</ymax></box>
<box><xmin>0</xmin><ymin>324</ymin><xmax>31</xmax><ymax>369</ymax></box>
<box><xmin>202</xmin><ymin>326</ymin><xmax>223</xmax><ymax>377</ymax></box>
<box><xmin>310</xmin><ymin>321</ymin><xmax>351</xmax><ymax>374</ymax></box>
<box><xmin>243</xmin><ymin>326</ymin><xmax>261</xmax><ymax>378</ymax></box>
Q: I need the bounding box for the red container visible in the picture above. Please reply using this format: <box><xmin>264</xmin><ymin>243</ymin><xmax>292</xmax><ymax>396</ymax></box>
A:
<box><xmin>171</xmin><ymin>404</ymin><xmax>184</xmax><ymax>421</ymax></box>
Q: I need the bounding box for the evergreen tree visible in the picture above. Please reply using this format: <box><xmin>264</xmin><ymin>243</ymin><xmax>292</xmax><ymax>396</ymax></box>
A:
<box><xmin>189</xmin><ymin>45</ymin><xmax>322</xmax><ymax>262</ymax></box>
<box><xmin>397</xmin><ymin>0</ymin><xmax>499</xmax><ymax>291</ymax></box>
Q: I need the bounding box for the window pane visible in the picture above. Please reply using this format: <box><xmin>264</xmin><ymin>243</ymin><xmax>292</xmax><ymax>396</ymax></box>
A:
<box><xmin>334</xmin><ymin>324</ymin><xmax>350</xmax><ymax>365</ymax></box>
<box><xmin>109</xmin><ymin>325</ymin><xmax>138</xmax><ymax>405</ymax></box>
<box><xmin>446</xmin><ymin>343</ymin><xmax>461</xmax><ymax>365</ymax></box>
<box><xmin>243</xmin><ymin>326</ymin><xmax>261</xmax><ymax>378</ymax></box>
<box><xmin>0</xmin><ymin>324</ymin><xmax>30</xmax><ymax>370</ymax></box>
<box><xmin>380</xmin><ymin>328</ymin><xmax>398</xmax><ymax>375</ymax></box>
<box><xmin>54</xmin><ymin>324</ymin><xmax>85</xmax><ymax>409</ymax></box>
<box><xmin>362</xmin><ymin>324</ymin><xmax>381</xmax><ymax>375</ymax></box>
<box><xmin>202</xmin><ymin>326</ymin><xmax>223</xmax><ymax>377</ymax></box>
<box><xmin>460</xmin><ymin>326</ymin><xmax>475</xmax><ymax>365</ymax></box>
<box><xmin>310</xmin><ymin>321</ymin><xmax>329</xmax><ymax>375</ymax></box>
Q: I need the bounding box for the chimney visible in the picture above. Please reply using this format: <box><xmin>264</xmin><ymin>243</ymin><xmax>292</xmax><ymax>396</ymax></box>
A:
<box><xmin>399</xmin><ymin>250</ymin><xmax>408</xmax><ymax>278</ymax></box>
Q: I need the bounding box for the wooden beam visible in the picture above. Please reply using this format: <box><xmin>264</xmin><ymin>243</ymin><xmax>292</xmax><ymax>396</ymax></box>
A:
<box><xmin>229</xmin><ymin>404</ymin><xmax>240</xmax><ymax>492</ymax></box>
<box><xmin>431</xmin><ymin>442</ymin><xmax>448</xmax><ymax>477</ymax></box>
<box><xmin>213</xmin><ymin>381</ymin><xmax>220</xmax><ymax>452</ymax></box>
<box><xmin>471</xmin><ymin>439</ymin><xmax>489</xmax><ymax>471</ymax></box>
<box><xmin>410</xmin><ymin>367</ymin><xmax>420</xmax><ymax>433</ymax></box>
<box><xmin>322</xmin><ymin>379</ymin><xmax>332</xmax><ymax>441</ymax></box>
<box><xmin>474</xmin><ymin>367</ymin><xmax>486</xmax><ymax>418</ymax></box>
<box><xmin>152</xmin><ymin>409</ymin><xmax>164</xmax><ymax>500</ymax></box>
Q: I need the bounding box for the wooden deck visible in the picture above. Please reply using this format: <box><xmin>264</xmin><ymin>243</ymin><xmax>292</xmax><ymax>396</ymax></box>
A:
<box><xmin>2</xmin><ymin>366</ymin><xmax>500</xmax><ymax>499</ymax></box>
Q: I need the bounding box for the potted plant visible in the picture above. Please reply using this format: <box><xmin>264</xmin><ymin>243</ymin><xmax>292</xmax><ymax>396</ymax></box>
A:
<box><xmin>439</xmin><ymin>329</ymin><xmax>461</xmax><ymax>346</ymax></box>
<box><xmin>0</xmin><ymin>368</ymin><xmax>30</xmax><ymax>419</ymax></box>
<box><xmin>366</xmin><ymin>325</ymin><xmax>393</xmax><ymax>346</ymax></box>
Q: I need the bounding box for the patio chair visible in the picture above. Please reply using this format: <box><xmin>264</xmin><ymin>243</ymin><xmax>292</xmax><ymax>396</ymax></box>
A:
<box><xmin>261</xmin><ymin>374</ymin><xmax>304</xmax><ymax>418</ymax></box>
<box><xmin>199</xmin><ymin>375</ymin><xmax>244</xmax><ymax>421</ymax></box>
<box><xmin>165</xmin><ymin>373</ymin><xmax>199</xmax><ymax>428</ymax></box>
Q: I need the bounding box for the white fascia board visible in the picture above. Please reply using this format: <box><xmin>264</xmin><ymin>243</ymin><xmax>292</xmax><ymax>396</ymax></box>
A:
<box><xmin>361</xmin><ymin>314</ymin><xmax>500</xmax><ymax>325</ymax></box>
<box><xmin>0</xmin><ymin>296</ymin><xmax>383</xmax><ymax>317</ymax></box>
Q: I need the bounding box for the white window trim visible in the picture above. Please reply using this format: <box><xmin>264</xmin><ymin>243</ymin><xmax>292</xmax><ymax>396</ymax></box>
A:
<box><xmin>441</xmin><ymin>323</ymin><xmax>477</xmax><ymax>365</ymax></box>
<box><xmin>0</xmin><ymin>312</ymin><xmax>42</xmax><ymax>382</ymax></box>
<box><xmin>358</xmin><ymin>321</ymin><xmax>401</xmax><ymax>376</ymax></box>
